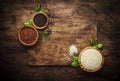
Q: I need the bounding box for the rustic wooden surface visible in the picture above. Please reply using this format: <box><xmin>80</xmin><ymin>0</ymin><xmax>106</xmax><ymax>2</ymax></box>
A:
<box><xmin>28</xmin><ymin>0</ymin><xmax>97</xmax><ymax>65</ymax></box>
<box><xmin>0</xmin><ymin>0</ymin><xmax>120</xmax><ymax>81</ymax></box>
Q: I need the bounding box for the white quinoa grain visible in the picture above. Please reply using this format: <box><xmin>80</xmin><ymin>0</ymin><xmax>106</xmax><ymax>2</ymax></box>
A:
<box><xmin>69</xmin><ymin>45</ymin><xmax>78</xmax><ymax>57</ymax></box>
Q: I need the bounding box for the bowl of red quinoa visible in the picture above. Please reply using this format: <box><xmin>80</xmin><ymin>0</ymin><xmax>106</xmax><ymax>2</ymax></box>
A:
<box><xmin>18</xmin><ymin>26</ymin><xmax>39</xmax><ymax>46</ymax></box>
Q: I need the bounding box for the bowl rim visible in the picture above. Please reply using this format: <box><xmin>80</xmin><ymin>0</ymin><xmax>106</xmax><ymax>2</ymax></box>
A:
<box><xmin>18</xmin><ymin>26</ymin><xmax>39</xmax><ymax>46</ymax></box>
<box><xmin>32</xmin><ymin>12</ymin><xmax>49</xmax><ymax>29</ymax></box>
<box><xmin>78</xmin><ymin>46</ymin><xmax>104</xmax><ymax>72</ymax></box>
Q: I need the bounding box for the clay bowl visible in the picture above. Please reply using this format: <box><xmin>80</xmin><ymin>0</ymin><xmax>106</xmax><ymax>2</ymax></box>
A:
<box><xmin>18</xmin><ymin>26</ymin><xmax>39</xmax><ymax>46</ymax></box>
<box><xmin>78</xmin><ymin>47</ymin><xmax>104</xmax><ymax>72</ymax></box>
<box><xmin>32</xmin><ymin>12</ymin><xmax>48</xmax><ymax>29</ymax></box>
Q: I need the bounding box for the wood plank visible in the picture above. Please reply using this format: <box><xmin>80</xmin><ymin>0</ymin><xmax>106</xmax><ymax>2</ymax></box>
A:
<box><xmin>28</xmin><ymin>0</ymin><xmax>97</xmax><ymax>65</ymax></box>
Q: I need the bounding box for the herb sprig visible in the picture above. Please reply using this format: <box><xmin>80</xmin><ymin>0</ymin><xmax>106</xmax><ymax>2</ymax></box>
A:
<box><xmin>89</xmin><ymin>39</ymin><xmax>103</xmax><ymax>49</ymax></box>
<box><xmin>23</xmin><ymin>19</ymin><xmax>32</xmax><ymax>26</ymax></box>
<box><xmin>36</xmin><ymin>4</ymin><xmax>45</xmax><ymax>13</ymax></box>
<box><xmin>71</xmin><ymin>56</ymin><xmax>79</xmax><ymax>67</ymax></box>
<box><xmin>38</xmin><ymin>30</ymin><xmax>49</xmax><ymax>39</ymax></box>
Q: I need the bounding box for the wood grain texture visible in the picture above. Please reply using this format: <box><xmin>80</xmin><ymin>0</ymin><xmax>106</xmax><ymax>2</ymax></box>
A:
<box><xmin>28</xmin><ymin>0</ymin><xmax>97</xmax><ymax>65</ymax></box>
<box><xmin>0</xmin><ymin>0</ymin><xmax>120</xmax><ymax>81</ymax></box>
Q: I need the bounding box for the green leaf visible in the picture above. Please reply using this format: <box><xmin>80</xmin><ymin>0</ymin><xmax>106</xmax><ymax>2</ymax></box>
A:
<box><xmin>71</xmin><ymin>61</ymin><xmax>79</xmax><ymax>67</ymax></box>
<box><xmin>38</xmin><ymin>30</ymin><xmax>49</xmax><ymax>39</ymax></box>
<box><xmin>36</xmin><ymin>4</ymin><xmax>41</xmax><ymax>12</ymax></box>
<box><xmin>38</xmin><ymin>30</ymin><xmax>43</xmax><ymax>33</ymax></box>
<box><xmin>36</xmin><ymin>8</ymin><xmax>41</xmax><ymax>12</ymax></box>
<box><xmin>23</xmin><ymin>22</ymin><xmax>30</xmax><ymax>26</ymax></box>
<box><xmin>23</xmin><ymin>18</ymin><xmax>32</xmax><ymax>26</ymax></box>
<box><xmin>43</xmin><ymin>32</ymin><xmax>49</xmax><ymax>38</ymax></box>
<box><xmin>90</xmin><ymin>39</ymin><xmax>95</xmax><ymax>46</ymax></box>
<box><xmin>73</xmin><ymin>56</ymin><xmax>78</xmax><ymax>62</ymax></box>
<box><xmin>29</xmin><ymin>19</ymin><xmax>32</xmax><ymax>25</ymax></box>
<box><xmin>71</xmin><ymin>56</ymin><xmax>79</xmax><ymax>67</ymax></box>
<box><xmin>96</xmin><ymin>43</ymin><xmax>103</xmax><ymax>49</ymax></box>
<box><xmin>38</xmin><ymin>30</ymin><xmax>43</xmax><ymax>36</ymax></box>
<box><xmin>39</xmin><ymin>10</ymin><xmax>45</xmax><ymax>13</ymax></box>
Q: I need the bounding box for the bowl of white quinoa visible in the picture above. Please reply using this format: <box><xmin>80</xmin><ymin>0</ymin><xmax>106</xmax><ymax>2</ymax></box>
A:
<box><xmin>78</xmin><ymin>47</ymin><xmax>104</xmax><ymax>72</ymax></box>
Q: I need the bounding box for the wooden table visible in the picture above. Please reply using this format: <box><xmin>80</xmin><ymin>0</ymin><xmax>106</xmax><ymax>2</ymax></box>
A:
<box><xmin>0</xmin><ymin>0</ymin><xmax>120</xmax><ymax>81</ymax></box>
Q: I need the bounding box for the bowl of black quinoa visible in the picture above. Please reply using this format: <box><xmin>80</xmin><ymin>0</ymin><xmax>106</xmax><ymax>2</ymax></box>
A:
<box><xmin>32</xmin><ymin>12</ymin><xmax>48</xmax><ymax>29</ymax></box>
